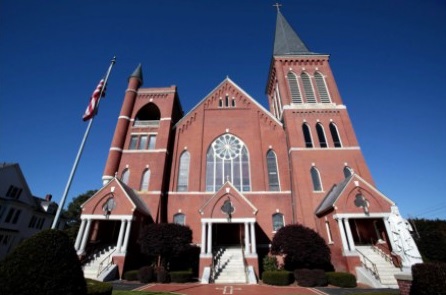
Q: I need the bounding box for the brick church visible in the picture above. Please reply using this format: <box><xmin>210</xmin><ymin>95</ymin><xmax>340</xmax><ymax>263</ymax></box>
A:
<box><xmin>76</xmin><ymin>9</ymin><xmax>421</xmax><ymax>286</ymax></box>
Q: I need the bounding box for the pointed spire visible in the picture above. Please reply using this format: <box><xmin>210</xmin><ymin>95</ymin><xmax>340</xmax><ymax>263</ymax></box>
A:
<box><xmin>129</xmin><ymin>64</ymin><xmax>143</xmax><ymax>85</ymax></box>
<box><xmin>273</xmin><ymin>10</ymin><xmax>315</xmax><ymax>55</ymax></box>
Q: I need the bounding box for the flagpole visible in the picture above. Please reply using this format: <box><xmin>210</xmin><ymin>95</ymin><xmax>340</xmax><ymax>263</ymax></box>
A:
<box><xmin>51</xmin><ymin>56</ymin><xmax>117</xmax><ymax>229</ymax></box>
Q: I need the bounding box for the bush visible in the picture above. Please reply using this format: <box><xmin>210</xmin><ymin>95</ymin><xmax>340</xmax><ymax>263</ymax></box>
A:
<box><xmin>410</xmin><ymin>262</ymin><xmax>446</xmax><ymax>295</ymax></box>
<box><xmin>85</xmin><ymin>279</ymin><xmax>113</xmax><ymax>295</ymax></box>
<box><xmin>262</xmin><ymin>270</ymin><xmax>294</xmax><ymax>286</ymax></box>
<box><xmin>123</xmin><ymin>270</ymin><xmax>139</xmax><ymax>281</ymax></box>
<box><xmin>294</xmin><ymin>269</ymin><xmax>328</xmax><ymax>287</ymax></box>
<box><xmin>170</xmin><ymin>270</ymin><xmax>193</xmax><ymax>283</ymax></box>
<box><xmin>326</xmin><ymin>271</ymin><xmax>357</xmax><ymax>288</ymax></box>
<box><xmin>156</xmin><ymin>267</ymin><xmax>169</xmax><ymax>283</ymax></box>
<box><xmin>138</xmin><ymin>266</ymin><xmax>154</xmax><ymax>283</ymax></box>
<box><xmin>262</xmin><ymin>255</ymin><xmax>278</xmax><ymax>272</ymax></box>
<box><xmin>0</xmin><ymin>229</ymin><xmax>86</xmax><ymax>295</ymax></box>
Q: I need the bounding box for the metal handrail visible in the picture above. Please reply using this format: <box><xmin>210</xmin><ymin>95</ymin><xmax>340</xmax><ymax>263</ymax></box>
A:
<box><xmin>96</xmin><ymin>247</ymin><xmax>116</xmax><ymax>278</ymax></box>
<box><xmin>372</xmin><ymin>245</ymin><xmax>393</xmax><ymax>264</ymax></box>
<box><xmin>356</xmin><ymin>248</ymin><xmax>380</xmax><ymax>282</ymax></box>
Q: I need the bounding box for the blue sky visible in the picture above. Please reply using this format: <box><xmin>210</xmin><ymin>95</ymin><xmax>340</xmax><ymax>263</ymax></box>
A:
<box><xmin>1</xmin><ymin>0</ymin><xmax>445</xmax><ymax>219</ymax></box>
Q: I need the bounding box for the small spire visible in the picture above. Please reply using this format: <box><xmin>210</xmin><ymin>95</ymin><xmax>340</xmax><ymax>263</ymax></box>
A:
<box><xmin>273</xmin><ymin>2</ymin><xmax>282</xmax><ymax>12</ymax></box>
<box><xmin>129</xmin><ymin>63</ymin><xmax>143</xmax><ymax>85</ymax></box>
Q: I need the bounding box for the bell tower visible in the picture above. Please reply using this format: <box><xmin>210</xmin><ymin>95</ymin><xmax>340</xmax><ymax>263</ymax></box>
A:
<box><xmin>266</xmin><ymin>9</ymin><xmax>374</xmax><ymax>226</ymax></box>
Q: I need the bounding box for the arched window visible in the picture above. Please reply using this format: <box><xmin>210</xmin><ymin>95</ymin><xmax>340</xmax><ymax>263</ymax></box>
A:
<box><xmin>121</xmin><ymin>169</ymin><xmax>130</xmax><ymax>185</ymax></box>
<box><xmin>302</xmin><ymin>123</ymin><xmax>313</xmax><ymax>148</ymax></box>
<box><xmin>301</xmin><ymin>72</ymin><xmax>316</xmax><ymax>103</ymax></box>
<box><xmin>329</xmin><ymin>123</ymin><xmax>342</xmax><ymax>147</ymax></box>
<box><xmin>266</xmin><ymin>150</ymin><xmax>280</xmax><ymax>191</ymax></box>
<box><xmin>343</xmin><ymin>166</ymin><xmax>353</xmax><ymax>178</ymax></box>
<box><xmin>134</xmin><ymin>103</ymin><xmax>161</xmax><ymax>127</ymax></box>
<box><xmin>287</xmin><ymin>72</ymin><xmax>302</xmax><ymax>103</ymax></box>
<box><xmin>316</xmin><ymin>123</ymin><xmax>328</xmax><ymax>148</ymax></box>
<box><xmin>177</xmin><ymin>151</ymin><xmax>190</xmax><ymax>192</ymax></box>
<box><xmin>311</xmin><ymin>166</ymin><xmax>323</xmax><ymax>191</ymax></box>
<box><xmin>272</xmin><ymin>213</ymin><xmax>284</xmax><ymax>231</ymax></box>
<box><xmin>173</xmin><ymin>213</ymin><xmax>185</xmax><ymax>225</ymax></box>
<box><xmin>314</xmin><ymin>72</ymin><xmax>331</xmax><ymax>103</ymax></box>
<box><xmin>140</xmin><ymin>169</ymin><xmax>150</xmax><ymax>191</ymax></box>
<box><xmin>205</xmin><ymin>134</ymin><xmax>250</xmax><ymax>192</ymax></box>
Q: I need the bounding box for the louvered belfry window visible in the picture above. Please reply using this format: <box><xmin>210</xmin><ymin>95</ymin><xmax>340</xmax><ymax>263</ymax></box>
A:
<box><xmin>287</xmin><ymin>72</ymin><xmax>302</xmax><ymax>103</ymax></box>
<box><xmin>315</xmin><ymin>72</ymin><xmax>331</xmax><ymax>103</ymax></box>
<box><xmin>301</xmin><ymin>72</ymin><xmax>316</xmax><ymax>103</ymax></box>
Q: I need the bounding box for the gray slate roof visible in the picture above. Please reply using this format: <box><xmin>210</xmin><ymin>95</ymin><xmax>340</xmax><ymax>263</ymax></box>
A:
<box><xmin>274</xmin><ymin>10</ymin><xmax>316</xmax><ymax>55</ymax></box>
<box><xmin>315</xmin><ymin>175</ymin><xmax>353</xmax><ymax>216</ymax></box>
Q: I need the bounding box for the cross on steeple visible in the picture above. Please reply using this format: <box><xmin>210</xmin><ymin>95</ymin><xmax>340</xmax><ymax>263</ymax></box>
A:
<box><xmin>273</xmin><ymin>2</ymin><xmax>282</xmax><ymax>12</ymax></box>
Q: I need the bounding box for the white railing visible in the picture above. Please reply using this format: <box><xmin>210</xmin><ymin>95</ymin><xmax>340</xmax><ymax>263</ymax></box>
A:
<box><xmin>372</xmin><ymin>245</ymin><xmax>393</xmax><ymax>265</ymax></box>
<box><xmin>356</xmin><ymin>248</ymin><xmax>380</xmax><ymax>282</ymax></box>
<box><xmin>96</xmin><ymin>247</ymin><xmax>116</xmax><ymax>278</ymax></box>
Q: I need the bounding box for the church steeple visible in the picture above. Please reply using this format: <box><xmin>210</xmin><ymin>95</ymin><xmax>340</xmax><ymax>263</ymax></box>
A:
<box><xmin>273</xmin><ymin>9</ymin><xmax>315</xmax><ymax>55</ymax></box>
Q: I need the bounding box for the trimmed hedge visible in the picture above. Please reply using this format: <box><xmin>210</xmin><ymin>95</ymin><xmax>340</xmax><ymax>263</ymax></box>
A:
<box><xmin>0</xmin><ymin>229</ymin><xmax>86</xmax><ymax>295</ymax></box>
<box><xmin>410</xmin><ymin>262</ymin><xmax>446</xmax><ymax>295</ymax></box>
<box><xmin>170</xmin><ymin>270</ymin><xmax>193</xmax><ymax>283</ymax></box>
<box><xmin>326</xmin><ymin>271</ymin><xmax>357</xmax><ymax>288</ymax></box>
<box><xmin>157</xmin><ymin>268</ymin><xmax>169</xmax><ymax>283</ymax></box>
<box><xmin>123</xmin><ymin>270</ymin><xmax>139</xmax><ymax>281</ymax></box>
<box><xmin>262</xmin><ymin>270</ymin><xmax>294</xmax><ymax>286</ymax></box>
<box><xmin>86</xmin><ymin>279</ymin><xmax>113</xmax><ymax>295</ymax></box>
<box><xmin>294</xmin><ymin>269</ymin><xmax>328</xmax><ymax>287</ymax></box>
<box><xmin>138</xmin><ymin>266</ymin><xmax>154</xmax><ymax>283</ymax></box>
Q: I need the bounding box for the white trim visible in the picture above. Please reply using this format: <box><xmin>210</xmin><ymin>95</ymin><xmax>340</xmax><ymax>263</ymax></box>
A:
<box><xmin>118</xmin><ymin>115</ymin><xmax>131</xmax><ymax>120</ymax></box>
<box><xmin>81</xmin><ymin>214</ymin><xmax>134</xmax><ymax>221</ymax></box>
<box><xmin>160</xmin><ymin>117</ymin><xmax>171</xmax><ymax>121</ymax></box>
<box><xmin>110</xmin><ymin>147</ymin><xmax>123</xmax><ymax>152</ymax></box>
<box><xmin>289</xmin><ymin>147</ymin><xmax>360</xmax><ymax>153</ymax></box>
<box><xmin>201</xmin><ymin>217</ymin><xmax>256</xmax><ymax>223</ymax></box>
<box><xmin>283</xmin><ymin>104</ymin><xmax>346</xmax><ymax>110</ymax></box>
<box><xmin>168</xmin><ymin>190</ymin><xmax>292</xmax><ymax>195</ymax></box>
<box><xmin>138</xmin><ymin>89</ymin><xmax>176</xmax><ymax>94</ymax></box>
<box><xmin>123</xmin><ymin>149</ymin><xmax>167</xmax><ymax>154</ymax></box>
<box><xmin>333</xmin><ymin>212</ymin><xmax>391</xmax><ymax>219</ymax></box>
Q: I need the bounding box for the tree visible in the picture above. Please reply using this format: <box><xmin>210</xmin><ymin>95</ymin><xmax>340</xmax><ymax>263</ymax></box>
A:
<box><xmin>0</xmin><ymin>229</ymin><xmax>87</xmax><ymax>295</ymax></box>
<box><xmin>62</xmin><ymin>189</ymin><xmax>97</xmax><ymax>242</ymax></box>
<box><xmin>411</xmin><ymin>218</ymin><xmax>446</xmax><ymax>263</ymax></box>
<box><xmin>271</xmin><ymin>224</ymin><xmax>333</xmax><ymax>271</ymax></box>
<box><xmin>138</xmin><ymin>223</ymin><xmax>192</xmax><ymax>269</ymax></box>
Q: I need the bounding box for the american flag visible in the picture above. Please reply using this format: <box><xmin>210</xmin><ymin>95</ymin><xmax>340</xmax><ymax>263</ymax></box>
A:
<box><xmin>82</xmin><ymin>79</ymin><xmax>105</xmax><ymax>121</ymax></box>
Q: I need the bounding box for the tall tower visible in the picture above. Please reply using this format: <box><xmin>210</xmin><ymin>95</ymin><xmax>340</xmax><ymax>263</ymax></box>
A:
<box><xmin>266</xmin><ymin>10</ymin><xmax>374</xmax><ymax>227</ymax></box>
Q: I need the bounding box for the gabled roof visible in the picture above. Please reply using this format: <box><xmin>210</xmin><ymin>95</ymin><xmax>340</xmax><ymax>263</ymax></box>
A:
<box><xmin>175</xmin><ymin>77</ymin><xmax>282</xmax><ymax>128</ymax></box>
<box><xmin>273</xmin><ymin>10</ymin><xmax>317</xmax><ymax>55</ymax></box>
<box><xmin>315</xmin><ymin>174</ymin><xmax>395</xmax><ymax>216</ymax></box>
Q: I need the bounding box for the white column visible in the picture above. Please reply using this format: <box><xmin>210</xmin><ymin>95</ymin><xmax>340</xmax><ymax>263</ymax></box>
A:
<box><xmin>344</xmin><ymin>218</ymin><xmax>355</xmax><ymax>251</ymax></box>
<box><xmin>78</xmin><ymin>218</ymin><xmax>92</xmax><ymax>255</ymax></box>
<box><xmin>74</xmin><ymin>219</ymin><xmax>86</xmax><ymax>251</ymax></box>
<box><xmin>250</xmin><ymin>222</ymin><xmax>257</xmax><ymax>254</ymax></box>
<box><xmin>201</xmin><ymin>222</ymin><xmax>206</xmax><ymax>254</ymax></box>
<box><xmin>244</xmin><ymin>222</ymin><xmax>250</xmax><ymax>255</ymax></box>
<box><xmin>207</xmin><ymin>221</ymin><xmax>212</xmax><ymax>254</ymax></box>
<box><xmin>336</xmin><ymin>218</ymin><xmax>349</xmax><ymax>252</ymax></box>
<box><xmin>116</xmin><ymin>219</ymin><xmax>126</xmax><ymax>253</ymax></box>
<box><xmin>121</xmin><ymin>219</ymin><xmax>132</xmax><ymax>253</ymax></box>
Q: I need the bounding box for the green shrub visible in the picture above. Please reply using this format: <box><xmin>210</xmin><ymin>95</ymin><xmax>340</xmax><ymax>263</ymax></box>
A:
<box><xmin>294</xmin><ymin>269</ymin><xmax>328</xmax><ymax>287</ymax></box>
<box><xmin>138</xmin><ymin>266</ymin><xmax>154</xmax><ymax>283</ymax></box>
<box><xmin>85</xmin><ymin>279</ymin><xmax>113</xmax><ymax>295</ymax></box>
<box><xmin>0</xmin><ymin>229</ymin><xmax>86</xmax><ymax>295</ymax></box>
<box><xmin>262</xmin><ymin>255</ymin><xmax>278</xmax><ymax>272</ymax></box>
<box><xmin>123</xmin><ymin>270</ymin><xmax>139</xmax><ymax>281</ymax></box>
<box><xmin>170</xmin><ymin>270</ymin><xmax>193</xmax><ymax>283</ymax></box>
<box><xmin>326</xmin><ymin>271</ymin><xmax>357</xmax><ymax>288</ymax></box>
<box><xmin>410</xmin><ymin>262</ymin><xmax>446</xmax><ymax>295</ymax></box>
<box><xmin>157</xmin><ymin>267</ymin><xmax>169</xmax><ymax>283</ymax></box>
<box><xmin>262</xmin><ymin>270</ymin><xmax>294</xmax><ymax>286</ymax></box>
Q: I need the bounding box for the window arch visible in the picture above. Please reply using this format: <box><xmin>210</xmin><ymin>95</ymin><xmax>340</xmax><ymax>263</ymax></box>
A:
<box><xmin>272</xmin><ymin>213</ymin><xmax>284</xmax><ymax>231</ymax></box>
<box><xmin>121</xmin><ymin>169</ymin><xmax>130</xmax><ymax>185</ymax></box>
<box><xmin>311</xmin><ymin>166</ymin><xmax>323</xmax><ymax>191</ymax></box>
<box><xmin>301</xmin><ymin>72</ymin><xmax>316</xmax><ymax>103</ymax></box>
<box><xmin>287</xmin><ymin>72</ymin><xmax>302</xmax><ymax>103</ymax></box>
<box><xmin>134</xmin><ymin>103</ymin><xmax>160</xmax><ymax>126</ymax></box>
<box><xmin>266</xmin><ymin>150</ymin><xmax>280</xmax><ymax>191</ymax></box>
<box><xmin>205</xmin><ymin>134</ymin><xmax>250</xmax><ymax>192</ymax></box>
<box><xmin>177</xmin><ymin>151</ymin><xmax>190</xmax><ymax>192</ymax></box>
<box><xmin>173</xmin><ymin>213</ymin><xmax>185</xmax><ymax>225</ymax></box>
<box><xmin>316</xmin><ymin>123</ymin><xmax>328</xmax><ymax>148</ymax></box>
<box><xmin>302</xmin><ymin>123</ymin><xmax>313</xmax><ymax>148</ymax></box>
<box><xmin>314</xmin><ymin>72</ymin><xmax>331</xmax><ymax>103</ymax></box>
<box><xmin>343</xmin><ymin>166</ymin><xmax>353</xmax><ymax>178</ymax></box>
<box><xmin>329</xmin><ymin>123</ymin><xmax>342</xmax><ymax>147</ymax></box>
<box><xmin>140</xmin><ymin>169</ymin><xmax>150</xmax><ymax>191</ymax></box>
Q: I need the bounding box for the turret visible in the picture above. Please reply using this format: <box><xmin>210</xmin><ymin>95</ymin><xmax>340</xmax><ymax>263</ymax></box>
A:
<box><xmin>102</xmin><ymin>64</ymin><xmax>143</xmax><ymax>184</ymax></box>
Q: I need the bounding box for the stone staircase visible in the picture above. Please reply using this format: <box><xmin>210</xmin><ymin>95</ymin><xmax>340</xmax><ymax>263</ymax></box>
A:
<box><xmin>83</xmin><ymin>245</ymin><xmax>116</xmax><ymax>281</ymax></box>
<box><xmin>356</xmin><ymin>246</ymin><xmax>401</xmax><ymax>288</ymax></box>
<box><xmin>213</xmin><ymin>246</ymin><xmax>247</xmax><ymax>284</ymax></box>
